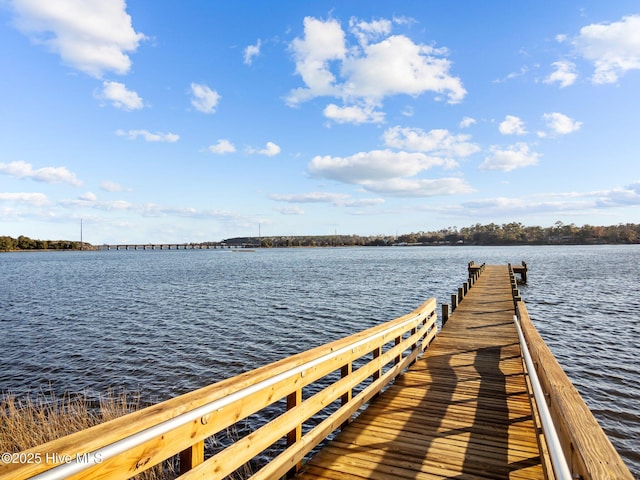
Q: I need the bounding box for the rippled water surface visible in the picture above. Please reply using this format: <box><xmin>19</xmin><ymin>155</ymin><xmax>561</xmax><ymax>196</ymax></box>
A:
<box><xmin>1</xmin><ymin>245</ymin><xmax>638</xmax><ymax>475</ymax></box>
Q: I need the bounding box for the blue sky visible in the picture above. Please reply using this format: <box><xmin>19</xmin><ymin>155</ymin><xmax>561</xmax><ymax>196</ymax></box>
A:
<box><xmin>1</xmin><ymin>1</ymin><xmax>639</xmax><ymax>244</ymax></box>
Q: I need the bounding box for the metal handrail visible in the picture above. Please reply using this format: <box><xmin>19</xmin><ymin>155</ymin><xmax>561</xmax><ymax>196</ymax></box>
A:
<box><xmin>513</xmin><ymin>315</ymin><xmax>572</xmax><ymax>480</ymax></box>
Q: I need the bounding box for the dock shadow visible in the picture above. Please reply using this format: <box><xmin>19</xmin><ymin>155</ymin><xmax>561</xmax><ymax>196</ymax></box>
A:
<box><xmin>328</xmin><ymin>342</ymin><xmax>537</xmax><ymax>479</ymax></box>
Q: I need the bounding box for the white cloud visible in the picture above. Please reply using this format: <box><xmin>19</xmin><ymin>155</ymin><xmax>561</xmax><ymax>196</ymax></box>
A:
<box><xmin>572</xmin><ymin>15</ymin><xmax>640</xmax><ymax>84</ymax></box>
<box><xmin>544</xmin><ymin>61</ymin><xmax>577</xmax><ymax>88</ymax></box>
<box><xmin>116</xmin><ymin>129</ymin><xmax>179</xmax><ymax>142</ymax></box>
<box><xmin>208</xmin><ymin>139</ymin><xmax>235</xmax><ymax>154</ymax></box>
<box><xmin>309</xmin><ymin>150</ymin><xmax>445</xmax><ymax>184</ymax></box>
<box><xmin>383</xmin><ymin>126</ymin><xmax>480</xmax><ymax>158</ymax></box>
<box><xmin>288</xmin><ymin>17</ymin><xmax>346</xmax><ymax>104</ymax></box>
<box><xmin>362</xmin><ymin>177</ymin><xmax>473</xmax><ymax>197</ymax></box>
<box><xmin>494</xmin><ymin>66</ymin><xmax>528</xmax><ymax>83</ymax></box>
<box><xmin>276</xmin><ymin>206</ymin><xmax>305</xmax><ymax>215</ymax></box>
<box><xmin>0</xmin><ymin>192</ymin><xmax>50</xmax><ymax>206</ymax></box>
<box><xmin>102</xmin><ymin>200</ymin><xmax>133</xmax><ymax>210</ymax></box>
<box><xmin>246</xmin><ymin>142</ymin><xmax>280</xmax><ymax>157</ymax></box>
<box><xmin>454</xmin><ymin>181</ymin><xmax>640</xmax><ymax>217</ymax></box>
<box><xmin>542</xmin><ymin>112</ymin><xmax>582</xmax><ymax>136</ymax></box>
<box><xmin>341</xmin><ymin>35</ymin><xmax>466</xmax><ymax>103</ymax></box>
<box><xmin>480</xmin><ymin>143</ymin><xmax>540</xmax><ymax>172</ymax></box>
<box><xmin>0</xmin><ymin>160</ymin><xmax>82</xmax><ymax>186</ymax></box>
<box><xmin>286</xmin><ymin>16</ymin><xmax>466</xmax><ymax>118</ymax></box>
<box><xmin>349</xmin><ymin>17</ymin><xmax>392</xmax><ymax>46</ymax></box>
<box><xmin>190</xmin><ymin>83</ymin><xmax>221</xmax><ymax>113</ymax></box>
<box><xmin>459</xmin><ymin>116</ymin><xmax>476</xmax><ymax>128</ymax></box>
<box><xmin>323</xmin><ymin>103</ymin><xmax>385</xmax><ymax>124</ymax></box>
<box><xmin>244</xmin><ymin>39</ymin><xmax>261</xmax><ymax>65</ymax></box>
<box><xmin>499</xmin><ymin>115</ymin><xmax>527</xmax><ymax>135</ymax></box>
<box><xmin>259</xmin><ymin>142</ymin><xmax>281</xmax><ymax>157</ymax></box>
<box><xmin>596</xmin><ymin>181</ymin><xmax>640</xmax><ymax>206</ymax></box>
<box><xmin>248</xmin><ymin>142</ymin><xmax>281</xmax><ymax>157</ymax></box>
<box><xmin>401</xmin><ymin>106</ymin><xmax>414</xmax><ymax>117</ymax></box>
<box><xmin>342</xmin><ymin>197</ymin><xmax>386</xmax><ymax>207</ymax></box>
<box><xmin>78</xmin><ymin>191</ymin><xmax>97</xmax><ymax>202</ymax></box>
<box><xmin>10</xmin><ymin>0</ymin><xmax>145</xmax><ymax>78</ymax></box>
<box><xmin>270</xmin><ymin>192</ymin><xmax>351</xmax><ymax>204</ymax></box>
<box><xmin>100</xmin><ymin>181</ymin><xmax>126</xmax><ymax>192</ymax></box>
<box><xmin>98</xmin><ymin>81</ymin><xmax>143</xmax><ymax>110</ymax></box>
<box><xmin>269</xmin><ymin>192</ymin><xmax>384</xmax><ymax>207</ymax></box>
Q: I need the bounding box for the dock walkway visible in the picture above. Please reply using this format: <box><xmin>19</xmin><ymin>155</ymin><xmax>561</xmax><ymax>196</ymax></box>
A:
<box><xmin>296</xmin><ymin>264</ymin><xmax>544</xmax><ymax>479</ymax></box>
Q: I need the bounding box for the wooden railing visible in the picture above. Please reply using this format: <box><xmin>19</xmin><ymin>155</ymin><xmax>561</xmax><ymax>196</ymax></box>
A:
<box><xmin>515</xmin><ymin>300</ymin><xmax>633</xmax><ymax>480</ymax></box>
<box><xmin>0</xmin><ymin>298</ymin><xmax>438</xmax><ymax>480</ymax></box>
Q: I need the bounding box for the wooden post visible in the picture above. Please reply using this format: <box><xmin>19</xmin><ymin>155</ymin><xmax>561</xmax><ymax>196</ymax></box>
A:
<box><xmin>410</xmin><ymin>326</ymin><xmax>418</xmax><ymax>351</ymax></box>
<box><xmin>513</xmin><ymin>295</ymin><xmax>522</xmax><ymax>310</ymax></box>
<box><xmin>372</xmin><ymin>347</ymin><xmax>382</xmax><ymax>382</ymax></box>
<box><xmin>286</xmin><ymin>389</ymin><xmax>303</xmax><ymax>477</ymax></box>
<box><xmin>463</xmin><ymin>281</ymin><xmax>469</xmax><ymax>295</ymax></box>
<box><xmin>451</xmin><ymin>293</ymin><xmax>458</xmax><ymax>311</ymax></box>
<box><xmin>372</xmin><ymin>347</ymin><xmax>382</xmax><ymax>399</ymax></box>
<box><xmin>442</xmin><ymin>304</ymin><xmax>450</xmax><ymax>326</ymax></box>
<box><xmin>341</xmin><ymin>363</ymin><xmax>353</xmax><ymax>429</ymax></box>
<box><xmin>458</xmin><ymin>286</ymin><xmax>464</xmax><ymax>301</ymax></box>
<box><xmin>179</xmin><ymin>440</ymin><xmax>205</xmax><ymax>474</ymax></box>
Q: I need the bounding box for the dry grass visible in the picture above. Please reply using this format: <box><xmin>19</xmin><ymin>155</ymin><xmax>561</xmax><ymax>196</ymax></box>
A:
<box><xmin>0</xmin><ymin>390</ymin><xmax>261</xmax><ymax>479</ymax></box>
<box><xmin>0</xmin><ymin>389</ymin><xmax>176</xmax><ymax>479</ymax></box>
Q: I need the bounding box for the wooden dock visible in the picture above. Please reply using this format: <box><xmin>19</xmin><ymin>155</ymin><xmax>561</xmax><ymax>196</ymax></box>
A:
<box><xmin>295</xmin><ymin>264</ymin><xmax>543</xmax><ymax>479</ymax></box>
<box><xmin>1</xmin><ymin>263</ymin><xmax>632</xmax><ymax>480</ymax></box>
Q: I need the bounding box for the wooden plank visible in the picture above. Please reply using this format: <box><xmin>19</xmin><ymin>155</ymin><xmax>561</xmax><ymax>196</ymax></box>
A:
<box><xmin>296</xmin><ymin>265</ymin><xmax>545</xmax><ymax>480</ymax></box>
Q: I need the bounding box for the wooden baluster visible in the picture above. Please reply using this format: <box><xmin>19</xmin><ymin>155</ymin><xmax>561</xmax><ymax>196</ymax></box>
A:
<box><xmin>286</xmin><ymin>389</ymin><xmax>303</xmax><ymax>477</ymax></box>
<box><xmin>179</xmin><ymin>439</ymin><xmax>205</xmax><ymax>474</ymax></box>
<box><xmin>341</xmin><ymin>362</ymin><xmax>353</xmax><ymax>429</ymax></box>
<box><xmin>372</xmin><ymin>347</ymin><xmax>383</xmax><ymax>400</ymax></box>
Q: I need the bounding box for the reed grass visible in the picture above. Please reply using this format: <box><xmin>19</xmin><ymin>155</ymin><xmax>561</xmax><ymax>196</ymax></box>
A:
<box><xmin>0</xmin><ymin>389</ymin><xmax>175</xmax><ymax>479</ymax></box>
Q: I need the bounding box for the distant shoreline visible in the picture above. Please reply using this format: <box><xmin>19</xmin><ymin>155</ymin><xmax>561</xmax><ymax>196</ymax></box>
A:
<box><xmin>3</xmin><ymin>222</ymin><xmax>640</xmax><ymax>251</ymax></box>
<box><xmin>2</xmin><ymin>241</ymin><xmax>638</xmax><ymax>253</ymax></box>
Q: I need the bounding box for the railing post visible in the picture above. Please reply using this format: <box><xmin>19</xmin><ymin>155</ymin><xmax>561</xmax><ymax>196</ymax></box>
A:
<box><xmin>410</xmin><ymin>325</ymin><xmax>418</xmax><ymax>351</ymax></box>
<box><xmin>372</xmin><ymin>346</ymin><xmax>382</xmax><ymax>399</ymax></box>
<box><xmin>179</xmin><ymin>440</ymin><xmax>205</xmax><ymax>474</ymax></box>
<box><xmin>286</xmin><ymin>389</ymin><xmax>303</xmax><ymax>477</ymax></box>
<box><xmin>513</xmin><ymin>294</ymin><xmax>522</xmax><ymax>310</ymax></box>
<box><xmin>340</xmin><ymin>362</ymin><xmax>353</xmax><ymax>429</ymax></box>
<box><xmin>394</xmin><ymin>335</ymin><xmax>402</xmax><ymax>365</ymax></box>
<box><xmin>442</xmin><ymin>304</ymin><xmax>450</xmax><ymax>326</ymax></box>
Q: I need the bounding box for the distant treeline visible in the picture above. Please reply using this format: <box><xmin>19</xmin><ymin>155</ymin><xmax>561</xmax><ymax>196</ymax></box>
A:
<box><xmin>0</xmin><ymin>235</ymin><xmax>87</xmax><ymax>251</ymax></box>
<box><xmin>4</xmin><ymin>221</ymin><xmax>640</xmax><ymax>252</ymax></box>
<box><xmin>226</xmin><ymin>221</ymin><xmax>640</xmax><ymax>248</ymax></box>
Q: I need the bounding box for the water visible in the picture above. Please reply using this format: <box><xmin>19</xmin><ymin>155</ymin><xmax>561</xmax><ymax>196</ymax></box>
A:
<box><xmin>1</xmin><ymin>245</ymin><xmax>638</xmax><ymax>476</ymax></box>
